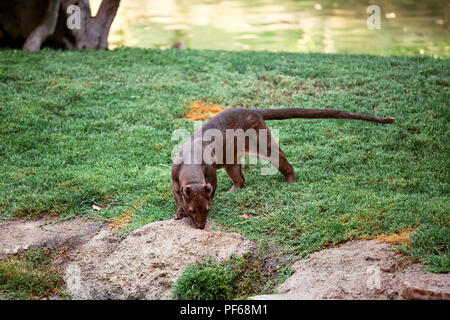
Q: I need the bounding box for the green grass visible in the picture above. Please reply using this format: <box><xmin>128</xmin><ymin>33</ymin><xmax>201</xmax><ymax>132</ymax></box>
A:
<box><xmin>0</xmin><ymin>248</ymin><xmax>67</xmax><ymax>299</ymax></box>
<box><xmin>174</xmin><ymin>258</ymin><xmax>235</xmax><ymax>300</ymax></box>
<box><xmin>0</xmin><ymin>48</ymin><xmax>449</xmax><ymax>273</ymax></box>
<box><xmin>398</xmin><ymin>224</ymin><xmax>450</xmax><ymax>273</ymax></box>
<box><xmin>173</xmin><ymin>251</ymin><xmax>291</xmax><ymax>300</ymax></box>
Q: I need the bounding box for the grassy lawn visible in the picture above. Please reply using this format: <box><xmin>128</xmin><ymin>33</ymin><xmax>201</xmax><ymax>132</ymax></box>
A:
<box><xmin>0</xmin><ymin>48</ymin><xmax>448</xmax><ymax>273</ymax></box>
<box><xmin>0</xmin><ymin>247</ymin><xmax>67</xmax><ymax>299</ymax></box>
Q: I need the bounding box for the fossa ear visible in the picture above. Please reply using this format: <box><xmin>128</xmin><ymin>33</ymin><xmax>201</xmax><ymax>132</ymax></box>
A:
<box><xmin>181</xmin><ymin>186</ymin><xmax>191</xmax><ymax>197</ymax></box>
<box><xmin>204</xmin><ymin>183</ymin><xmax>213</xmax><ymax>197</ymax></box>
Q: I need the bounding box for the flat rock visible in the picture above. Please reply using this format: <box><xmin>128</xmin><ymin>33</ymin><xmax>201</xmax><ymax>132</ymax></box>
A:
<box><xmin>0</xmin><ymin>217</ymin><xmax>100</xmax><ymax>255</ymax></box>
<box><xmin>64</xmin><ymin>218</ymin><xmax>254</xmax><ymax>300</ymax></box>
<box><xmin>252</xmin><ymin>240</ymin><xmax>424</xmax><ymax>300</ymax></box>
<box><xmin>399</xmin><ymin>274</ymin><xmax>450</xmax><ymax>300</ymax></box>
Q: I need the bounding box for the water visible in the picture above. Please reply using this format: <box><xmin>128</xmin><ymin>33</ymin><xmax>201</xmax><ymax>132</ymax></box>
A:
<box><xmin>96</xmin><ymin>0</ymin><xmax>449</xmax><ymax>56</ymax></box>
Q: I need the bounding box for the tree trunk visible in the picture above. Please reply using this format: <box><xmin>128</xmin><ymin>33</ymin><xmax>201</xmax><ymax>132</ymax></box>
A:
<box><xmin>0</xmin><ymin>0</ymin><xmax>121</xmax><ymax>51</ymax></box>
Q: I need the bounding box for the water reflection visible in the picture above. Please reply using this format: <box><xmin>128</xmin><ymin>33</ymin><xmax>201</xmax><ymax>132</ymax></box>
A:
<box><xmin>92</xmin><ymin>0</ymin><xmax>449</xmax><ymax>56</ymax></box>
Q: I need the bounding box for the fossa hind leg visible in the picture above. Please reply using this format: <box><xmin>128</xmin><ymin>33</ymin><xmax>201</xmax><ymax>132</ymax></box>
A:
<box><xmin>225</xmin><ymin>164</ymin><xmax>245</xmax><ymax>192</ymax></box>
<box><xmin>257</xmin><ymin>127</ymin><xmax>295</xmax><ymax>183</ymax></box>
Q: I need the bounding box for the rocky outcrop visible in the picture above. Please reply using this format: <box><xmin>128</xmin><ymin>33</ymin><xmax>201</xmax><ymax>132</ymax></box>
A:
<box><xmin>399</xmin><ymin>274</ymin><xmax>450</xmax><ymax>300</ymax></box>
<box><xmin>64</xmin><ymin>218</ymin><xmax>254</xmax><ymax>299</ymax></box>
<box><xmin>252</xmin><ymin>240</ymin><xmax>427</xmax><ymax>300</ymax></box>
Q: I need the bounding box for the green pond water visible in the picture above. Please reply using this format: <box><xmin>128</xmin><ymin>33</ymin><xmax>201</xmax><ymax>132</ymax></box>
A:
<box><xmin>101</xmin><ymin>0</ymin><xmax>449</xmax><ymax>56</ymax></box>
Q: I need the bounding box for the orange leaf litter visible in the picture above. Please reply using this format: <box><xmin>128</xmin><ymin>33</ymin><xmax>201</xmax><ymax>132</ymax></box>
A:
<box><xmin>109</xmin><ymin>195</ymin><xmax>151</xmax><ymax>230</ymax></box>
<box><xmin>375</xmin><ymin>229</ymin><xmax>413</xmax><ymax>245</ymax></box>
<box><xmin>183</xmin><ymin>99</ymin><xmax>225</xmax><ymax>121</ymax></box>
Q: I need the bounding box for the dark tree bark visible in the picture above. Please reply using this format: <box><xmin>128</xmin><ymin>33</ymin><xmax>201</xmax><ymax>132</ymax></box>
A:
<box><xmin>0</xmin><ymin>0</ymin><xmax>121</xmax><ymax>51</ymax></box>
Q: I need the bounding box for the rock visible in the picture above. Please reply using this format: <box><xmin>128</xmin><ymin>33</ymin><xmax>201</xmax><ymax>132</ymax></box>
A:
<box><xmin>252</xmin><ymin>240</ymin><xmax>423</xmax><ymax>300</ymax></box>
<box><xmin>0</xmin><ymin>217</ymin><xmax>100</xmax><ymax>255</ymax></box>
<box><xmin>92</xmin><ymin>205</ymin><xmax>102</xmax><ymax>211</ymax></box>
<box><xmin>399</xmin><ymin>274</ymin><xmax>450</xmax><ymax>300</ymax></box>
<box><xmin>64</xmin><ymin>218</ymin><xmax>254</xmax><ymax>300</ymax></box>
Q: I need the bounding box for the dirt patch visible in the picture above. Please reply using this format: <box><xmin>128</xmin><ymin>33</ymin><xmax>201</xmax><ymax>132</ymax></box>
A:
<box><xmin>252</xmin><ymin>240</ymin><xmax>425</xmax><ymax>300</ymax></box>
<box><xmin>63</xmin><ymin>218</ymin><xmax>254</xmax><ymax>299</ymax></box>
<box><xmin>0</xmin><ymin>217</ymin><xmax>101</xmax><ymax>256</ymax></box>
<box><xmin>183</xmin><ymin>99</ymin><xmax>225</xmax><ymax>121</ymax></box>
